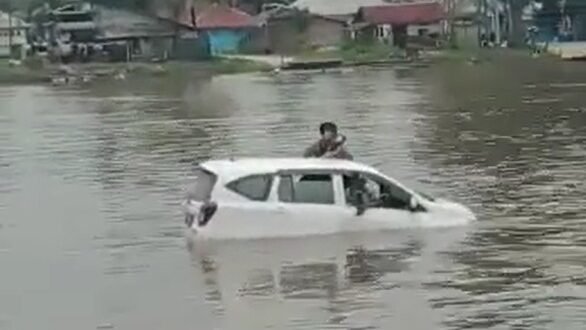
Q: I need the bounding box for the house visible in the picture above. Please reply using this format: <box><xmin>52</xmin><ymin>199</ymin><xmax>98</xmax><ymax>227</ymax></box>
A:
<box><xmin>94</xmin><ymin>6</ymin><xmax>208</xmax><ymax>61</ymax></box>
<box><xmin>353</xmin><ymin>2</ymin><xmax>446</xmax><ymax>48</ymax></box>
<box><xmin>286</xmin><ymin>0</ymin><xmax>442</xmax><ymax>52</ymax></box>
<box><xmin>255</xmin><ymin>0</ymin><xmax>392</xmax><ymax>54</ymax></box>
<box><xmin>458</xmin><ymin>0</ymin><xmax>505</xmax><ymax>47</ymax></box>
<box><xmin>258</xmin><ymin>7</ymin><xmax>348</xmax><ymax>54</ymax></box>
<box><xmin>41</xmin><ymin>2</ymin><xmax>98</xmax><ymax>60</ymax></box>
<box><xmin>193</xmin><ymin>4</ymin><xmax>260</xmax><ymax>55</ymax></box>
<box><xmin>558</xmin><ymin>0</ymin><xmax>586</xmax><ymax>41</ymax></box>
<box><xmin>0</xmin><ymin>11</ymin><xmax>30</xmax><ymax>59</ymax></box>
<box><xmin>451</xmin><ymin>0</ymin><xmax>479</xmax><ymax>48</ymax></box>
<box><xmin>49</xmin><ymin>3</ymin><xmax>98</xmax><ymax>44</ymax></box>
<box><xmin>524</xmin><ymin>0</ymin><xmax>586</xmax><ymax>43</ymax></box>
<box><xmin>35</xmin><ymin>2</ymin><xmax>209</xmax><ymax>62</ymax></box>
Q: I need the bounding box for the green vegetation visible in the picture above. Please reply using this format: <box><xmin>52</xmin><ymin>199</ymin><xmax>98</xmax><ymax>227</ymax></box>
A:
<box><xmin>435</xmin><ymin>48</ymin><xmax>484</xmax><ymax>61</ymax></box>
<box><xmin>0</xmin><ymin>59</ymin><xmax>49</xmax><ymax>84</ymax></box>
<box><xmin>126</xmin><ymin>58</ymin><xmax>272</xmax><ymax>76</ymax></box>
<box><xmin>430</xmin><ymin>47</ymin><xmax>555</xmax><ymax>67</ymax></box>
<box><xmin>206</xmin><ymin>58</ymin><xmax>273</xmax><ymax>74</ymax></box>
<box><xmin>0</xmin><ymin>57</ymin><xmax>272</xmax><ymax>85</ymax></box>
<box><xmin>296</xmin><ymin>40</ymin><xmax>400</xmax><ymax>64</ymax></box>
<box><xmin>338</xmin><ymin>41</ymin><xmax>398</xmax><ymax>62</ymax></box>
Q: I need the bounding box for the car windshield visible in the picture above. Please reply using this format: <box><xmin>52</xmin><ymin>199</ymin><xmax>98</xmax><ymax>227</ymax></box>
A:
<box><xmin>187</xmin><ymin>167</ymin><xmax>217</xmax><ymax>201</ymax></box>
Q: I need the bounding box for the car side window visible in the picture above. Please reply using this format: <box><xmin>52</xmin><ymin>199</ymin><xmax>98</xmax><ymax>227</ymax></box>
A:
<box><xmin>278</xmin><ymin>173</ymin><xmax>335</xmax><ymax>205</ymax></box>
<box><xmin>226</xmin><ymin>174</ymin><xmax>273</xmax><ymax>201</ymax></box>
<box><xmin>366</xmin><ymin>174</ymin><xmax>412</xmax><ymax>210</ymax></box>
<box><xmin>342</xmin><ymin>172</ymin><xmax>412</xmax><ymax>210</ymax></box>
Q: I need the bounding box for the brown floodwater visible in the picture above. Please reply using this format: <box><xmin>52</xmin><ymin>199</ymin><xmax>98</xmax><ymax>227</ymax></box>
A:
<box><xmin>1</xmin><ymin>54</ymin><xmax>586</xmax><ymax>330</ymax></box>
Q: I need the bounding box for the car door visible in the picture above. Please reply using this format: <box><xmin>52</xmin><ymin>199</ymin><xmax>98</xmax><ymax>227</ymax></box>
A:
<box><xmin>272</xmin><ymin>170</ymin><xmax>348</xmax><ymax>237</ymax></box>
<box><xmin>210</xmin><ymin>173</ymin><xmax>287</xmax><ymax>238</ymax></box>
<box><xmin>340</xmin><ymin>171</ymin><xmax>423</xmax><ymax>231</ymax></box>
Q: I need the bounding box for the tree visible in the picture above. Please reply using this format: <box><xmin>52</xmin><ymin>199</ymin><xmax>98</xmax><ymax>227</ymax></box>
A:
<box><xmin>0</xmin><ymin>0</ymin><xmax>14</xmax><ymax>12</ymax></box>
<box><xmin>534</xmin><ymin>0</ymin><xmax>560</xmax><ymax>39</ymax></box>
<box><xmin>501</xmin><ymin>0</ymin><xmax>529</xmax><ymax>46</ymax></box>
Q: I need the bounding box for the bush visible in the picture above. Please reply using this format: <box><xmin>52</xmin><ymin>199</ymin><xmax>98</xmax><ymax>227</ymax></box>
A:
<box><xmin>23</xmin><ymin>56</ymin><xmax>45</xmax><ymax>70</ymax></box>
<box><xmin>338</xmin><ymin>40</ymin><xmax>393</xmax><ymax>61</ymax></box>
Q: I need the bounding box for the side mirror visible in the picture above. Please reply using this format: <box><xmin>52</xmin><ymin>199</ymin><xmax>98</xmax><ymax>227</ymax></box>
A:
<box><xmin>409</xmin><ymin>197</ymin><xmax>419</xmax><ymax>212</ymax></box>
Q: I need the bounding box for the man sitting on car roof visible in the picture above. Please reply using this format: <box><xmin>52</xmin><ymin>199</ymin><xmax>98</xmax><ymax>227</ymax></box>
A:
<box><xmin>303</xmin><ymin>122</ymin><xmax>353</xmax><ymax>160</ymax></box>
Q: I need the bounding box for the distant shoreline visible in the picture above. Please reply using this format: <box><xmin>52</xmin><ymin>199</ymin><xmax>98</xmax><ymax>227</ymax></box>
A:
<box><xmin>0</xmin><ymin>49</ymin><xmax>553</xmax><ymax>86</ymax></box>
<box><xmin>0</xmin><ymin>58</ymin><xmax>273</xmax><ymax>86</ymax></box>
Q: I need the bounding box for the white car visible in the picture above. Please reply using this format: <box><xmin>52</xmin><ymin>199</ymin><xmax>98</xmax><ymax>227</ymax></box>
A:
<box><xmin>182</xmin><ymin>158</ymin><xmax>476</xmax><ymax>239</ymax></box>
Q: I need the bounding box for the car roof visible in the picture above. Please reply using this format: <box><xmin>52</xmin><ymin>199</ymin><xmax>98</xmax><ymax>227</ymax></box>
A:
<box><xmin>199</xmin><ymin>157</ymin><xmax>382</xmax><ymax>182</ymax></box>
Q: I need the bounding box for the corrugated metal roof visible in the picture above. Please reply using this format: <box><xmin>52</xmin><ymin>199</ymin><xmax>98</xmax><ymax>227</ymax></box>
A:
<box><xmin>195</xmin><ymin>4</ymin><xmax>257</xmax><ymax>29</ymax></box>
<box><xmin>256</xmin><ymin>6</ymin><xmax>348</xmax><ymax>25</ymax></box>
<box><xmin>357</xmin><ymin>2</ymin><xmax>445</xmax><ymax>25</ymax></box>
<box><xmin>56</xmin><ymin>21</ymin><xmax>96</xmax><ymax>31</ymax></box>
<box><xmin>0</xmin><ymin>11</ymin><xmax>31</xmax><ymax>28</ymax></box>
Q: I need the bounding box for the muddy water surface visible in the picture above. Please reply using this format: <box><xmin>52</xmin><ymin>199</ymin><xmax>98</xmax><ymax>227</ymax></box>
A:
<box><xmin>1</xmin><ymin>56</ymin><xmax>586</xmax><ymax>329</ymax></box>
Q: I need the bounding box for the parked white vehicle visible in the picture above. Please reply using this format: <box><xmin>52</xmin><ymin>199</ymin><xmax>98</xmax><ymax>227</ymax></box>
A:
<box><xmin>182</xmin><ymin>158</ymin><xmax>476</xmax><ymax>239</ymax></box>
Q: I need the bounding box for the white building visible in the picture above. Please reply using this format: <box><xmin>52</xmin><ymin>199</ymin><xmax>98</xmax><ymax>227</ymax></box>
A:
<box><xmin>0</xmin><ymin>11</ymin><xmax>30</xmax><ymax>59</ymax></box>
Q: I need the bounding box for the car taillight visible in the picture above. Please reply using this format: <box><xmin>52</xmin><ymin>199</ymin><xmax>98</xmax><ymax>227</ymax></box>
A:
<box><xmin>185</xmin><ymin>213</ymin><xmax>195</xmax><ymax>228</ymax></box>
<box><xmin>198</xmin><ymin>201</ymin><xmax>218</xmax><ymax>227</ymax></box>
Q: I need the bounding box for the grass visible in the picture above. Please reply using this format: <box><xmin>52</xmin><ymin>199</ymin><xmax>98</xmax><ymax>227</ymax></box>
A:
<box><xmin>122</xmin><ymin>59</ymin><xmax>273</xmax><ymax>78</ymax></box>
<box><xmin>0</xmin><ymin>56</ymin><xmax>274</xmax><ymax>85</ymax></box>
<box><xmin>433</xmin><ymin>46</ymin><xmax>550</xmax><ymax>64</ymax></box>
<box><xmin>1</xmin><ymin>48</ymin><xmax>544</xmax><ymax>85</ymax></box>
<box><xmin>338</xmin><ymin>41</ymin><xmax>398</xmax><ymax>62</ymax></box>
<box><xmin>294</xmin><ymin>41</ymin><xmax>403</xmax><ymax>64</ymax></box>
<box><xmin>207</xmin><ymin>58</ymin><xmax>273</xmax><ymax>74</ymax></box>
<box><xmin>0</xmin><ymin>59</ymin><xmax>50</xmax><ymax>84</ymax></box>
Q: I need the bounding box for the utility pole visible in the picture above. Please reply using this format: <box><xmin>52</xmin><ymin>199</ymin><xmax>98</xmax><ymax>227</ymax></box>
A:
<box><xmin>506</xmin><ymin>0</ymin><xmax>514</xmax><ymax>45</ymax></box>
<box><xmin>446</xmin><ymin>0</ymin><xmax>456</xmax><ymax>48</ymax></box>
<box><xmin>494</xmin><ymin>0</ymin><xmax>501</xmax><ymax>44</ymax></box>
<box><xmin>7</xmin><ymin>1</ymin><xmax>12</xmax><ymax>57</ymax></box>
<box><xmin>477</xmin><ymin>0</ymin><xmax>482</xmax><ymax>46</ymax></box>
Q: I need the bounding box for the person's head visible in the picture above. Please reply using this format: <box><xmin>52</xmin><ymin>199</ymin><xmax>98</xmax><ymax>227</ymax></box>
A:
<box><xmin>319</xmin><ymin>122</ymin><xmax>338</xmax><ymax>141</ymax></box>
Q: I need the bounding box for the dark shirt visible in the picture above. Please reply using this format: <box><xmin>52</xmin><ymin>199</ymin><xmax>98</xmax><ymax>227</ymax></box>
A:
<box><xmin>303</xmin><ymin>139</ymin><xmax>353</xmax><ymax>160</ymax></box>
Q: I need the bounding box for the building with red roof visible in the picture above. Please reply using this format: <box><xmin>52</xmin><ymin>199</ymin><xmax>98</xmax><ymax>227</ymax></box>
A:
<box><xmin>192</xmin><ymin>4</ymin><xmax>261</xmax><ymax>55</ymax></box>
<box><xmin>356</xmin><ymin>2</ymin><xmax>445</xmax><ymax>26</ymax></box>
<box><xmin>353</xmin><ymin>1</ymin><xmax>446</xmax><ymax>48</ymax></box>
<box><xmin>195</xmin><ymin>4</ymin><xmax>258</xmax><ymax>30</ymax></box>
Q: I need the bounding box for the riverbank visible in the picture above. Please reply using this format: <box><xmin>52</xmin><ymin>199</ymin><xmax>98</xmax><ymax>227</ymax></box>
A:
<box><xmin>0</xmin><ymin>47</ymin><xmax>560</xmax><ymax>86</ymax></box>
<box><xmin>0</xmin><ymin>60</ymin><xmax>51</xmax><ymax>84</ymax></box>
<box><xmin>0</xmin><ymin>57</ymin><xmax>273</xmax><ymax>85</ymax></box>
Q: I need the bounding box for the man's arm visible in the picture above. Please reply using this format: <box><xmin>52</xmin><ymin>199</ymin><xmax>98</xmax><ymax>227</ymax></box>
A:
<box><xmin>303</xmin><ymin>141</ymin><xmax>321</xmax><ymax>158</ymax></box>
<box><xmin>336</xmin><ymin>146</ymin><xmax>354</xmax><ymax>160</ymax></box>
<box><xmin>323</xmin><ymin>145</ymin><xmax>353</xmax><ymax>160</ymax></box>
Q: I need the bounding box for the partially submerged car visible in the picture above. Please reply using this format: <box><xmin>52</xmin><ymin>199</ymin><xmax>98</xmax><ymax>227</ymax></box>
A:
<box><xmin>182</xmin><ymin>158</ymin><xmax>476</xmax><ymax>239</ymax></box>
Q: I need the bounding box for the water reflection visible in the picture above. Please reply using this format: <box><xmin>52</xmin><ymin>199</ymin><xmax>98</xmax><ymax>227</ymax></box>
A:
<box><xmin>239</xmin><ymin>268</ymin><xmax>276</xmax><ymax>297</ymax></box>
<box><xmin>345</xmin><ymin>240</ymin><xmax>421</xmax><ymax>284</ymax></box>
<box><xmin>280</xmin><ymin>262</ymin><xmax>339</xmax><ymax>299</ymax></box>
<box><xmin>184</xmin><ymin>229</ymin><xmax>440</xmax><ymax>330</ymax></box>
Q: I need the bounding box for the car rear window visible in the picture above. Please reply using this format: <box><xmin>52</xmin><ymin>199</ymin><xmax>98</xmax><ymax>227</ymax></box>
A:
<box><xmin>226</xmin><ymin>174</ymin><xmax>273</xmax><ymax>201</ymax></box>
<box><xmin>187</xmin><ymin>167</ymin><xmax>217</xmax><ymax>201</ymax></box>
